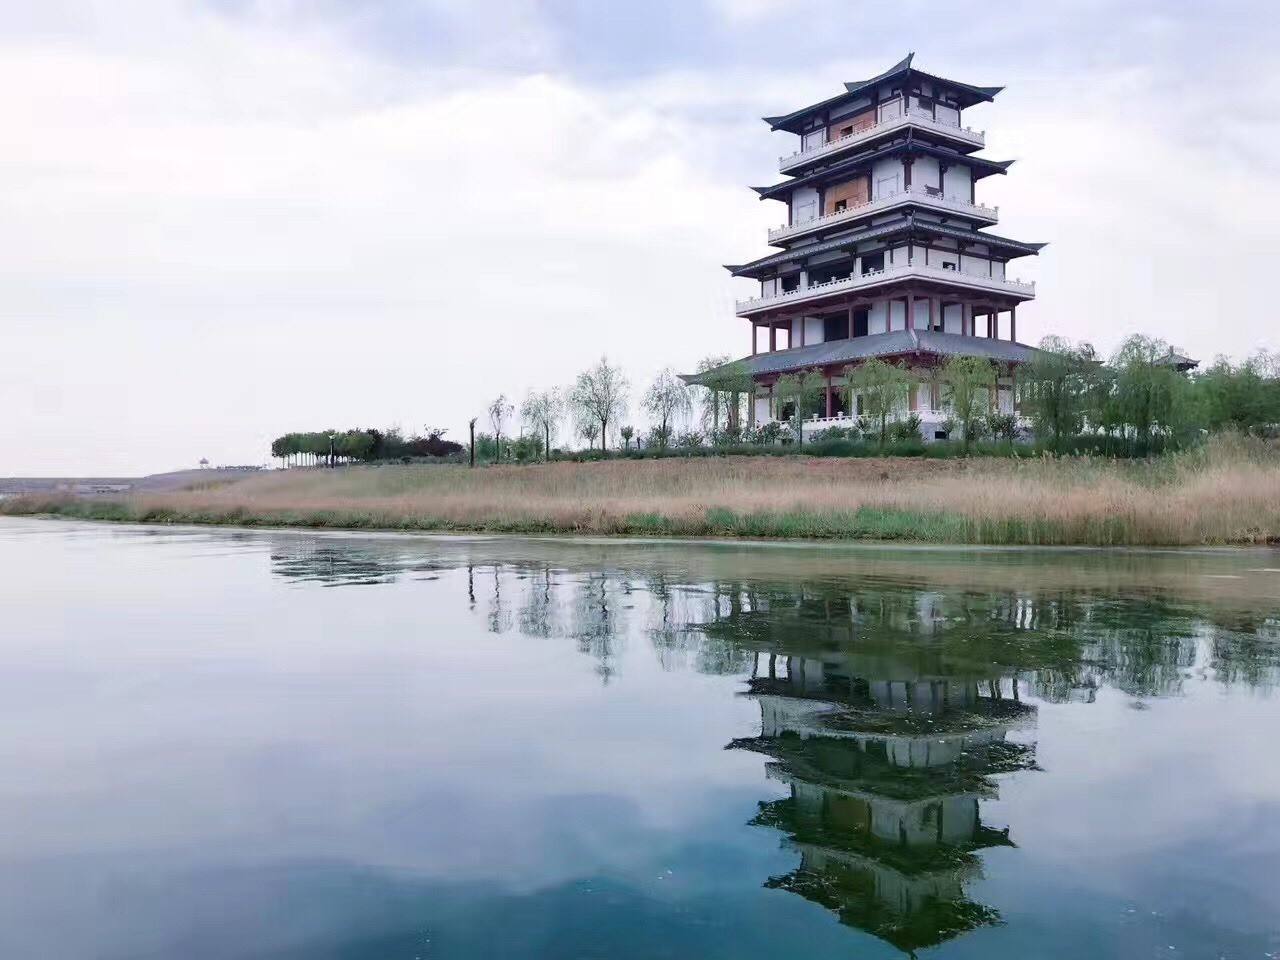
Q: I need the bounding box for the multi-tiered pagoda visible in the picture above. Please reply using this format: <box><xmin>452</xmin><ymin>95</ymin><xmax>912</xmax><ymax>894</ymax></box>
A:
<box><xmin>701</xmin><ymin>54</ymin><xmax>1047</xmax><ymax>440</ymax></box>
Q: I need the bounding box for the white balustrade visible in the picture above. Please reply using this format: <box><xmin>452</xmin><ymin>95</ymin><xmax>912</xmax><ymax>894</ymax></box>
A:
<box><xmin>735</xmin><ymin>263</ymin><xmax>1035</xmax><ymax>316</ymax></box>
<box><xmin>768</xmin><ymin>186</ymin><xmax>998</xmax><ymax>244</ymax></box>
<box><xmin>778</xmin><ymin>107</ymin><xmax>984</xmax><ymax>172</ymax></box>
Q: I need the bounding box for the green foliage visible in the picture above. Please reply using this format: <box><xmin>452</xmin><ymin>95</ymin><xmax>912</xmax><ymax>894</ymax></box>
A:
<box><xmin>642</xmin><ymin>368</ymin><xmax>692</xmax><ymax>448</ymax></box>
<box><xmin>570</xmin><ymin>356</ymin><xmax>629</xmax><ymax>452</ymax></box>
<box><xmin>890</xmin><ymin>412</ymin><xmax>923</xmax><ymax>444</ymax></box>
<box><xmin>268</xmin><ymin>428</ymin><xmax>460</xmax><ymax>465</ymax></box>
<box><xmin>846</xmin><ymin>359</ymin><xmax>910</xmax><ymax>448</ymax></box>
<box><xmin>694</xmin><ymin>356</ymin><xmax>753</xmax><ymax>441</ymax></box>
<box><xmin>942</xmin><ymin>355</ymin><xmax>997</xmax><ymax>452</ymax></box>
<box><xmin>1193</xmin><ymin>351</ymin><xmax>1280</xmax><ymax>435</ymax></box>
<box><xmin>774</xmin><ymin>368</ymin><xmax>826</xmax><ymax>444</ymax></box>
<box><xmin>1110</xmin><ymin>335</ymin><xmax>1195</xmax><ymax>449</ymax></box>
<box><xmin>1019</xmin><ymin>336</ymin><xmax>1097</xmax><ymax>451</ymax></box>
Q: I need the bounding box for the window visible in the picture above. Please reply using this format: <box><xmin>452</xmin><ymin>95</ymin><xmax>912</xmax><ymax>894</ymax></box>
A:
<box><xmin>941</xmin><ymin>260</ymin><xmax>957</xmax><ymax>271</ymax></box>
<box><xmin>834</xmin><ymin>199</ymin><xmax>847</xmax><ymax>213</ymax></box>
<box><xmin>861</xmin><ymin>252</ymin><xmax>885</xmax><ymax>275</ymax></box>
<box><xmin>839</xmin><ymin>125</ymin><xmax>853</xmax><ymax>138</ymax></box>
<box><xmin>781</xmin><ymin>275</ymin><xmax>801</xmax><ymax>293</ymax></box>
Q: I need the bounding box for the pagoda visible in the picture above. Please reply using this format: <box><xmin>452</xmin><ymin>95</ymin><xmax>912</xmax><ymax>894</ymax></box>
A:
<box><xmin>695</xmin><ymin>54</ymin><xmax>1047</xmax><ymax>440</ymax></box>
<box><xmin>730</xmin><ymin>648</ymin><xmax>1037</xmax><ymax>953</ymax></box>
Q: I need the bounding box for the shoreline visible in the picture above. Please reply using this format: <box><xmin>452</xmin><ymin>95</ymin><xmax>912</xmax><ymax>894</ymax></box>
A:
<box><xmin>5</xmin><ymin>442</ymin><xmax>1279</xmax><ymax>548</ymax></box>
<box><xmin>5</xmin><ymin>503</ymin><xmax>1279</xmax><ymax>550</ymax></box>
<box><xmin>7</xmin><ymin>510</ymin><xmax>1280</xmax><ymax>555</ymax></box>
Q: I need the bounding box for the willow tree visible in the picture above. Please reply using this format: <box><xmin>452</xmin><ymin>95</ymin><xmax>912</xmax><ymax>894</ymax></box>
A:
<box><xmin>1111</xmin><ymin>335</ymin><xmax>1193</xmax><ymax>451</ymax></box>
<box><xmin>521</xmin><ymin>389</ymin><xmax>562</xmax><ymax>460</ymax></box>
<box><xmin>942</xmin><ymin>355</ymin><xmax>997</xmax><ymax>452</ymax></box>
<box><xmin>774</xmin><ymin>368</ymin><xmax>826</xmax><ymax>445</ymax></box>
<box><xmin>694</xmin><ymin>355</ymin><xmax>753</xmax><ymax>441</ymax></box>
<box><xmin>487</xmin><ymin>394</ymin><xmax>513</xmax><ymax>462</ymax></box>
<box><xmin>845</xmin><ymin>359</ymin><xmax>909</xmax><ymax>449</ymax></box>
<box><xmin>570</xmin><ymin>356</ymin><xmax>629</xmax><ymax>452</ymax></box>
<box><xmin>1020</xmin><ymin>336</ymin><xmax>1095</xmax><ymax>452</ymax></box>
<box><xmin>642</xmin><ymin>368</ymin><xmax>692</xmax><ymax>449</ymax></box>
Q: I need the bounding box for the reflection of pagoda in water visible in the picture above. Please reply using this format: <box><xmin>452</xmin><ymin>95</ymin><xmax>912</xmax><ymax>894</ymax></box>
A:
<box><xmin>730</xmin><ymin>638</ymin><xmax>1038</xmax><ymax>955</ymax></box>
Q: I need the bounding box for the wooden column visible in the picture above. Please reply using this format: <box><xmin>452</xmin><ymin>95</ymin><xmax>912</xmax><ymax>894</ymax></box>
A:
<box><xmin>825</xmin><ymin>373</ymin><xmax>833</xmax><ymax>417</ymax></box>
<box><xmin>905</xmin><ymin>291</ymin><xmax>915</xmax><ymax>330</ymax></box>
<box><xmin>847</xmin><ymin>303</ymin><xmax>854</xmax><ymax>339</ymax></box>
<box><xmin>962</xmin><ymin>302</ymin><xmax>972</xmax><ymax>336</ymax></box>
<box><xmin>769</xmin><ymin>323</ymin><xmax>777</xmax><ymax>352</ymax></box>
<box><xmin>751</xmin><ymin>323</ymin><xmax>757</xmax><ymax>356</ymax></box>
<box><xmin>1010</xmin><ymin>305</ymin><xmax>1017</xmax><ymax>343</ymax></box>
<box><xmin>799</xmin><ymin>316</ymin><xmax>806</xmax><ymax>347</ymax></box>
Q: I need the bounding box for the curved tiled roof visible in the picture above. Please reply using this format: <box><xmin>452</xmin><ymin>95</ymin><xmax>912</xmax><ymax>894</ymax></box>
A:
<box><xmin>683</xmin><ymin>330</ymin><xmax>1038</xmax><ymax>383</ymax></box>
<box><xmin>762</xmin><ymin>54</ymin><xmax>1003</xmax><ymax>133</ymax></box>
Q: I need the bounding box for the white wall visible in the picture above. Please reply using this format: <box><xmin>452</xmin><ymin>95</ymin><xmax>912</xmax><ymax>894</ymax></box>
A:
<box><xmin>961</xmin><ymin>254</ymin><xmax>989</xmax><ymax>277</ymax></box>
<box><xmin>912</xmin><ymin>298</ymin><xmax>930</xmax><ymax>329</ymax></box>
<box><xmin>927</xmin><ymin>247</ymin><xmax>959</xmax><ymax>270</ymax></box>
<box><xmin>889</xmin><ymin>300</ymin><xmax>906</xmax><ymax>331</ymax></box>
<box><xmin>913</xmin><ymin>156</ymin><xmax>940</xmax><ymax>191</ymax></box>
<box><xmin>935</xmin><ymin>103</ymin><xmax>960</xmax><ymax>126</ymax></box>
<box><xmin>992</xmin><ymin>261</ymin><xmax>1006</xmax><ymax>280</ymax></box>
<box><xmin>790</xmin><ymin>186</ymin><xmax>819</xmax><ymax>224</ymax></box>
<box><xmin>943</xmin><ymin>164</ymin><xmax>971</xmax><ymax>201</ymax></box>
<box><xmin>943</xmin><ymin>302</ymin><xmax>963</xmax><ymax>334</ymax></box>
<box><xmin>804</xmin><ymin>315</ymin><xmax>824</xmax><ymax>345</ymax></box>
<box><xmin>869</xmin><ymin>301</ymin><xmax>888</xmax><ymax>334</ymax></box>
<box><xmin>871</xmin><ymin>157</ymin><xmax>902</xmax><ymax>198</ymax></box>
<box><xmin>754</xmin><ymin>396</ymin><xmax>771</xmax><ymax>423</ymax></box>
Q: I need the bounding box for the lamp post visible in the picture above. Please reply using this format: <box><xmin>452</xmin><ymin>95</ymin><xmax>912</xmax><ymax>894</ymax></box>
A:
<box><xmin>328</xmin><ymin>433</ymin><xmax>336</xmax><ymax>468</ymax></box>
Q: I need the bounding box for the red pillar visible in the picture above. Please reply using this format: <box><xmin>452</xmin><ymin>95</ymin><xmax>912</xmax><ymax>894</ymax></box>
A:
<box><xmin>751</xmin><ymin>323</ymin><xmax>757</xmax><ymax>356</ymax></box>
<box><xmin>905</xmin><ymin>291</ymin><xmax>915</xmax><ymax>330</ymax></box>
<box><xmin>769</xmin><ymin>323</ymin><xmax>777</xmax><ymax>352</ymax></box>
<box><xmin>825</xmin><ymin>373</ymin><xmax>833</xmax><ymax>418</ymax></box>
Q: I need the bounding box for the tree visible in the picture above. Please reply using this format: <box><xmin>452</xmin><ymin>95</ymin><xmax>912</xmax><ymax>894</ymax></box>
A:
<box><xmin>942</xmin><ymin>356</ymin><xmax>997</xmax><ymax>453</ymax></box>
<box><xmin>1194</xmin><ymin>352</ymin><xmax>1280</xmax><ymax>434</ymax></box>
<box><xmin>570</xmin><ymin>356</ymin><xmax>629</xmax><ymax>452</ymax></box>
<box><xmin>620</xmin><ymin>426</ymin><xmax>634</xmax><ymax>450</ymax></box>
<box><xmin>578</xmin><ymin>420</ymin><xmax>600</xmax><ymax>451</ymax></box>
<box><xmin>845</xmin><ymin>359</ymin><xmax>910</xmax><ymax>448</ymax></box>
<box><xmin>488</xmin><ymin>394</ymin><xmax>513</xmax><ymax>462</ymax></box>
<box><xmin>469</xmin><ymin>418</ymin><xmax>477</xmax><ymax>468</ymax></box>
<box><xmin>695</xmin><ymin>356</ymin><xmax>753</xmax><ymax>441</ymax></box>
<box><xmin>1019</xmin><ymin>336</ymin><xmax>1095</xmax><ymax>452</ymax></box>
<box><xmin>1111</xmin><ymin>335</ymin><xmax>1193</xmax><ymax>451</ymax></box>
<box><xmin>641</xmin><ymin>368</ymin><xmax>692</xmax><ymax>449</ymax></box>
<box><xmin>521</xmin><ymin>389</ymin><xmax>562</xmax><ymax>461</ymax></box>
<box><xmin>774</xmin><ymin>368</ymin><xmax>827</xmax><ymax>444</ymax></box>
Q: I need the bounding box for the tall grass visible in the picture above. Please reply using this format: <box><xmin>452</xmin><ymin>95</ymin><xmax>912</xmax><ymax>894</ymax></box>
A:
<box><xmin>5</xmin><ymin>435</ymin><xmax>1279</xmax><ymax>546</ymax></box>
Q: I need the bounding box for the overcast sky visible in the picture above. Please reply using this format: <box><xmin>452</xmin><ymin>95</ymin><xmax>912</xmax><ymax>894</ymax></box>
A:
<box><xmin>2</xmin><ymin>0</ymin><xmax>1277</xmax><ymax>475</ymax></box>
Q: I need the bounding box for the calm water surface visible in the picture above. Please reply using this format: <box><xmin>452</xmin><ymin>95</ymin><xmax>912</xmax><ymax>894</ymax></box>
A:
<box><xmin>2</xmin><ymin>518</ymin><xmax>1279</xmax><ymax>959</ymax></box>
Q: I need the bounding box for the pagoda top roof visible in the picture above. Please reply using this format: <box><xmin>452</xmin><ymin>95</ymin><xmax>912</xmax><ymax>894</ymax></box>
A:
<box><xmin>763</xmin><ymin>53</ymin><xmax>1003</xmax><ymax>133</ymax></box>
<box><xmin>684</xmin><ymin>330</ymin><xmax>1040</xmax><ymax>383</ymax></box>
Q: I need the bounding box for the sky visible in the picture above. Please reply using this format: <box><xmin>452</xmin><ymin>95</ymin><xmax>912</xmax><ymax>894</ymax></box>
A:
<box><xmin>1</xmin><ymin>0</ymin><xmax>1277</xmax><ymax>475</ymax></box>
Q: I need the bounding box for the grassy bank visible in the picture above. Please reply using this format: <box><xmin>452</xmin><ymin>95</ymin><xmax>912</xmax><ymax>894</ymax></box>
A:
<box><xmin>6</xmin><ymin>436</ymin><xmax>1280</xmax><ymax>546</ymax></box>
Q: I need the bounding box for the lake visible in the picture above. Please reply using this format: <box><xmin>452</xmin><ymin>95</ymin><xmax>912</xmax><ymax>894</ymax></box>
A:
<box><xmin>1</xmin><ymin>518</ymin><xmax>1278</xmax><ymax>959</ymax></box>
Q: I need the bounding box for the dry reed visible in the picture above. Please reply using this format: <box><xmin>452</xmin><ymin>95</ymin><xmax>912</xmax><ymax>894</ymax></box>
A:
<box><xmin>7</xmin><ymin>436</ymin><xmax>1280</xmax><ymax>546</ymax></box>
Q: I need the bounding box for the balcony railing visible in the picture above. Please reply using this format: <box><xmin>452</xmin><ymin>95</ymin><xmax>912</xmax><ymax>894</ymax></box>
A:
<box><xmin>735</xmin><ymin>263</ymin><xmax>1035</xmax><ymax>316</ymax></box>
<box><xmin>768</xmin><ymin>186</ymin><xmax>998</xmax><ymax>244</ymax></box>
<box><xmin>778</xmin><ymin>107</ymin><xmax>985</xmax><ymax>173</ymax></box>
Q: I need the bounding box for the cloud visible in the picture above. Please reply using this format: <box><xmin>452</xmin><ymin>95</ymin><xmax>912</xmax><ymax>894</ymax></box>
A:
<box><xmin>0</xmin><ymin>1</ymin><xmax>1276</xmax><ymax>473</ymax></box>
